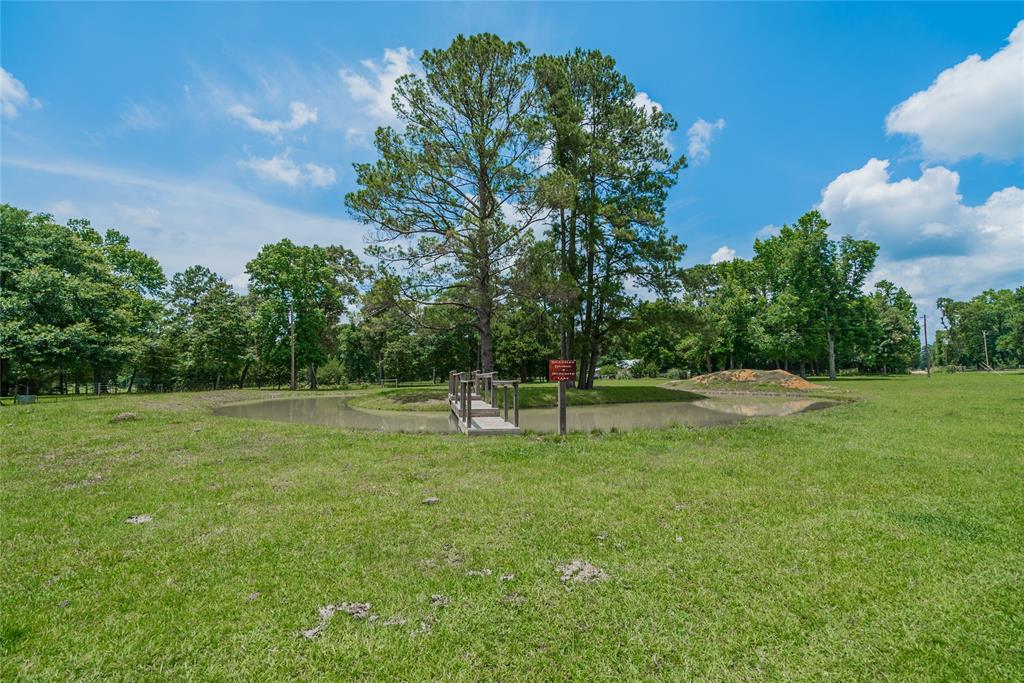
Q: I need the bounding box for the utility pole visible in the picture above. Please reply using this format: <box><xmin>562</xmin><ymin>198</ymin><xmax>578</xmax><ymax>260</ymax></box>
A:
<box><xmin>289</xmin><ymin>306</ymin><xmax>297</xmax><ymax>391</ymax></box>
<box><xmin>982</xmin><ymin>330</ymin><xmax>991</xmax><ymax>370</ymax></box>
<box><xmin>922</xmin><ymin>314</ymin><xmax>930</xmax><ymax>377</ymax></box>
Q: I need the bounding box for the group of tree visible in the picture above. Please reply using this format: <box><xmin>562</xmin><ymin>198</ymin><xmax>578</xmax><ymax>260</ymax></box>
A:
<box><xmin>4</xmin><ymin>34</ymin><xmax>1019</xmax><ymax>395</ymax></box>
<box><xmin>933</xmin><ymin>288</ymin><xmax>1024</xmax><ymax>369</ymax></box>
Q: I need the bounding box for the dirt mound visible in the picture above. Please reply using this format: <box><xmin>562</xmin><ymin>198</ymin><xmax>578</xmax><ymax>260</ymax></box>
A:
<box><xmin>690</xmin><ymin>369</ymin><xmax>817</xmax><ymax>391</ymax></box>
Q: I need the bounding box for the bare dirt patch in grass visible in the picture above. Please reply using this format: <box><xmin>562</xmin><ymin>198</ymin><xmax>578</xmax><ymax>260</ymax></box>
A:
<box><xmin>557</xmin><ymin>560</ymin><xmax>608</xmax><ymax>583</ymax></box>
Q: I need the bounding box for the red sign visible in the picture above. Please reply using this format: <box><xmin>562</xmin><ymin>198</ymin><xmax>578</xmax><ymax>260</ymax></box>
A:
<box><xmin>548</xmin><ymin>359</ymin><xmax>577</xmax><ymax>382</ymax></box>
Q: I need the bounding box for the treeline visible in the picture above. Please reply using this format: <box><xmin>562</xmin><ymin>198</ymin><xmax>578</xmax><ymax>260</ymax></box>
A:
<box><xmin>933</xmin><ymin>289</ymin><xmax>1024</xmax><ymax>369</ymax></box>
<box><xmin>3</xmin><ymin>34</ymin><xmax>1021</xmax><ymax>394</ymax></box>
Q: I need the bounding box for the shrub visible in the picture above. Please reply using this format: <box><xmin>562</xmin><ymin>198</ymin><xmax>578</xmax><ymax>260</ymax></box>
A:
<box><xmin>665</xmin><ymin>368</ymin><xmax>686</xmax><ymax>380</ymax></box>
<box><xmin>318</xmin><ymin>358</ymin><xmax>347</xmax><ymax>386</ymax></box>
<box><xmin>631</xmin><ymin>360</ymin><xmax>661</xmax><ymax>378</ymax></box>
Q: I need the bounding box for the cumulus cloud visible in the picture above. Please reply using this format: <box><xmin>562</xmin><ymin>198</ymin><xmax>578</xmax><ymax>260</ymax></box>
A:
<box><xmin>237</xmin><ymin>153</ymin><xmax>336</xmax><ymax>188</ymax></box>
<box><xmin>886</xmin><ymin>20</ymin><xmax>1024</xmax><ymax>162</ymax></box>
<box><xmin>632</xmin><ymin>91</ymin><xmax>662</xmax><ymax>115</ymax></box>
<box><xmin>686</xmin><ymin>117</ymin><xmax>726</xmax><ymax>164</ymax></box>
<box><xmin>1</xmin><ymin>68</ymin><xmax>42</xmax><ymax>118</ymax></box>
<box><xmin>340</xmin><ymin>47</ymin><xmax>419</xmax><ymax>122</ymax></box>
<box><xmin>818</xmin><ymin>158</ymin><xmax>1023</xmax><ymax>309</ymax></box>
<box><xmin>228</xmin><ymin>100</ymin><xmax>317</xmax><ymax>138</ymax></box>
<box><xmin>710</xmin><ymin>246</ymin><xmax>737</xmax><ymax>264</ymax></box>
<box><xmin>756</xmin><ymin>224</ymin><xmax>781</xmax><ymax>239</ymax></box>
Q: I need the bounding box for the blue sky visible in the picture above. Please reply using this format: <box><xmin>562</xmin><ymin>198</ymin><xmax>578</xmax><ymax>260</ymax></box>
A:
<box><xmin>2</xmin><ymin>2</ymin><xmax>1021</xmax><ymax>331</ymax></box>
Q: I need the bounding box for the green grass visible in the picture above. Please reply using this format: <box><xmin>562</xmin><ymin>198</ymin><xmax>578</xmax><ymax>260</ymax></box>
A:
<box><xmin>349</xmin><ymin>380</ymin><xmax>704</xmax><ymax>412</ymax></box>
<box><xmin>2</xmin><ymin>373</ymin><xmax>1022</xmax><ymax>680</ymax></box>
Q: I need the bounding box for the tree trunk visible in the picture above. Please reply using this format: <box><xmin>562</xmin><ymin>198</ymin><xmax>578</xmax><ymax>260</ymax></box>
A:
<box><xmin>239</xmin><ymin>362</ymin><xmax>250</xmax><ymax>389</ymax></box>
<box><xmin>93</xmin><ymin>368</ymin><xmax>101</xmax><ymax>395</ymax></box>
<box><xmin>308</xmin><ymin>363</ymin><xmax>318</xmax><ymax>390</ymax></box>
<box><xmin>127</xmin><ymin>369</ymin><xmax>136</xmax><ymax>393</ymax></box>
<box><xmin>477</xmin><ymin>313</ymin><xmax>494</xmax><ymax>373</ymax></box>
<box><xmin>826</xmin><ymin>329</ymin><xmax>837</xmax><ymax>380</ymax></box>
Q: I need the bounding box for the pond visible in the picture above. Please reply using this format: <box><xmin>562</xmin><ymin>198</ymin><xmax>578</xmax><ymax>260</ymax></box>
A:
<box><xmin>213</xmin><ymin>394</ymin><xmax>837</xmax><ymax>434</ymax></box>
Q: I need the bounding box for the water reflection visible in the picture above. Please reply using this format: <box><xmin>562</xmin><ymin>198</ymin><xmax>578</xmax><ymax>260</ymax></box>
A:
<box><xmin>213</xmin><ymin>394</ymin><xmax>836</xmax><ymax>434</ymax></box>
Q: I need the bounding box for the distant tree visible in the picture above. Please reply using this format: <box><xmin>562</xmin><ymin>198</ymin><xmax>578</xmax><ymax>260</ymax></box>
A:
<box><xmin>346</xmin><ymin>34</ymin><xmax>548</xmax><ymax>373</ymax></box>
<box><xmin>937</xmin><ymin>288</ymin><xmax>1022</xmax><ymax>368</ymax></box>
<box><xmin>535</xmin><ymin>49</ymin><xmax>686</xmax><ymax>387</ymax></box>
<box><xmin>868</xmin><ymin>280</ymin><xmax>919</xmax><ymax>373</ymax></box>
<box><xmin>753</xmin><ymin>211</ymin><xmax>878</xmax><ymax>379</ymax></box>
<box><xmin>0</xmin><ymin>206</ymin><xmax>165</xmax><ymax>394</ymax></box>
<box><xmin>246</xmin><ymin>239</ymin><xmax>364</xmax><ymax>389</ymax></box>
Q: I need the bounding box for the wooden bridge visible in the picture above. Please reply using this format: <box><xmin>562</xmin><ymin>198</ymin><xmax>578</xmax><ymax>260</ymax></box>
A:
<box><xmin>448</xmin><ymin>371</ymin><xmax>522</xmax><ymax>436</ymax></box>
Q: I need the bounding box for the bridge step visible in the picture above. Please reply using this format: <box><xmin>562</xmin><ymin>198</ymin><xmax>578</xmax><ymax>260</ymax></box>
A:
<box><xmin>463</xmin><ymin>416</ymin><xmax>522</xmax><ymax>436</ymax></box>
<box><xmin>449</xmin><ymin>399</ymin><xmax>500</xmax><ymax>418</ymax></box>
<box><xmin>449</xmin><ymin>399</ymin><xmax>521</xmax><ymax>435</ymax></box>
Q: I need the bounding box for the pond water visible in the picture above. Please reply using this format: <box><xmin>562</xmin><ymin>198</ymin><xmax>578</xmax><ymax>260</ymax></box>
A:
<box><xmin>213</xmin><ymin>394</ymin><xmax>837</xmax><ymax>434</ymax></box>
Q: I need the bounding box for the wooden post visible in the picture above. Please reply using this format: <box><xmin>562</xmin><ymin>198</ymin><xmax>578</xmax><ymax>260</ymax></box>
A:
<box><xmin>922</xmin><ymin>314</ymin><xmax>930</xmax><ymax>377</ymax></box>
<box><xmin>513</xmin><ymin>383</ymin><xmax>519</xmax><ymax>428</ymax></box>
<box><xmin>558</xmin><ymin>380</ymin><xmax>567</xmax><ymax>436</ymax></box>
<box><xmin>289</xmin><ymin>306</ymin><xmax>296</xmax><ymax>391</ymax></box>
<box><xmin>503</xmin><ymin>385</ymin><xmax>509</xmax><ymax>422</ymax></box>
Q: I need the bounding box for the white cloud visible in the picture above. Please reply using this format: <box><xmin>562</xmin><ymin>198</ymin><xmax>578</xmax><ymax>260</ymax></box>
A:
<box><xmin>47</xmin><ymin>200</ymin><xmax>79</xmax><ymax>217</ymax></box>
<box><xmin>114</xmin><ymin>203</ymin><xmax>161</xmax><ymax>228</ymax></box>
<box><xmin>237</xmin><ymin>153</ymin><xmax>336</xmax><ymax>188</ymax></box>
<box><xmin>818</xmin><ymin>157</ymin><xmax>1023</xmax><ymax>313</ymax></box>
<box><xmin>226</xmin><ymin>272</ymin><xmax>251</xmax><ymax>293</ymax></box>
<box><xmin>228</xmin><ymin>100</ymin><xmax>317</xmax><ymax>138</ymax></box>
<box><xmin>238</xmin><ymin>154</ymin><xmax>303</xmax><ymax>186</ymax></box>
<box><xmin>2</xmin><ymin>156</ymin><xmax>365</xmax><ymax>281</ymax></box>
<box><xmin>303</xmin><ymin>162</ymin><xmax>337</xmax><ymax>188</ymax></box>
<box><xmin>756</xmin><ymin>224</ymin><xmax>780</xmax><ymax>239</ymax></box>
<box><xmin>886</xmin><ymin>20</ymin><xmax>1024</xmax><ymax>162</ymax></box>
<box><xmin>632</xmin><ymin>92</ymin><xmax>662</xmax><ymax>115</ymax></box>
<box><xmin>819</xmin><ymin>158</ymin><xmax>972</xmax><ymax>257</ymax></box>
<box><xmin>710</xmin><ymin>246</ymin><xmax>737</xmax><ymax>264</ymax></box>
<box><xmin>686</xmin><ymin>117</ymin><xmax>726</xmax><ymax>165</ymax></box>
<box><xmin>1</xmin><ymin>68</ymin><xmax>42</xmax><ymax>118</ymax></box>
<box><xmin>340</xmin><ymin>47</ymin><xmax>419</xmax><ymax>122</ymax></box>
<box><xmin>120</xmin><ymin>103</ymin><xmax>161</xmax><ymax>130</ymax></box>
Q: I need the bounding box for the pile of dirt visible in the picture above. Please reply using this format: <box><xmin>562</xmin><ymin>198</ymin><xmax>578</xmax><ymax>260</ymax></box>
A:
<box><xmin>690</xmin><ymin>369</ymin><xmax>817</xmax><ymax>391</ymax></box>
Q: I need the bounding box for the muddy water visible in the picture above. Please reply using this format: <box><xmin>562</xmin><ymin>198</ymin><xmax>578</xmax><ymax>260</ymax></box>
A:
<box><xmin>213</xmin><ymin>394</ymin><xmax>836</xmax><ymax>434</ymax></box>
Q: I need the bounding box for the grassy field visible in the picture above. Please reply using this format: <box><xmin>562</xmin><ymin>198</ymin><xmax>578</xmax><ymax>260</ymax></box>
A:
<box><xmin>2</xmin><ymin>374</ymin><xmax>1022</xmax><ymax>680</ymax></box>
<box><xmin>349</xmin><ymin>381</ymin><xmax>704</xmax><ymax>412</ymax></box>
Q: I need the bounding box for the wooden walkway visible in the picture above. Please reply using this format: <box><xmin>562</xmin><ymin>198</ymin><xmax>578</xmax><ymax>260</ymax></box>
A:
<box><xmin>449</xmin><ymin>372</ymin><xmax>522</xmax><ymax>436</ymax></box>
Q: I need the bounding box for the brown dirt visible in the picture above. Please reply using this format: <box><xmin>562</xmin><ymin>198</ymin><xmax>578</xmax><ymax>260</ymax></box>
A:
<box><xmin>690</xmin><ymin>369</ymin><xmax>818</xmax><ymax>391</ymax></box>
<box><xmin>557</xmin><ymin>560</ymin><xmax>608</xmax><ymax>583</ymax></box>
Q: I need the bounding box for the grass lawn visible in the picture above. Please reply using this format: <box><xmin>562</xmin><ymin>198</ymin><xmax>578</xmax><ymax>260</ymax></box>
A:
<box><xmin>349</xmin><ymin>379</ymin><xmax>704</xmax><ymax>412</ymax></box>
<box><xmin>2</xmin><ymin>373</ymin><xmax>1022</xmax><ymax>680</ymax></box>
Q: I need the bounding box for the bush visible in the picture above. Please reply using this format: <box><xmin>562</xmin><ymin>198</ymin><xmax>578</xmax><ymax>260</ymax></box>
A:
<box><xmin>615</xmin><ymin>369</ymin><xmax>632</xmax><ymax>380</ymax></box>
<box><xmin>665</xmin><ymin>368</ymin><xmax>686</xmax><ymax>380</ymax></box>
<box><xmin>631</xmin><ymin>360</ymin><xmax>661</xmax><ymax>378</ymax></box>
<box><xmin>598</xmin><ymin>364</ymin><xmax>619</xmax><ymax>378</ymax></box>
<box><xmin>318</xmin><ymin>358</ymin><xmax>347</xmax><ymax>386</ymax></box>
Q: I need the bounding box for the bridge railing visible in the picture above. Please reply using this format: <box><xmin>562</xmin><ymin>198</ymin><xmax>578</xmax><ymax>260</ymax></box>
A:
<box><xmin>448</xmin><ymin>370</ymin><xmax>521</xmax><ymax>429</ymax></box>
<box><xmin>492</xmin><ymin>379</ymin><xmax>520</xmax><ymax>427</ymax></box>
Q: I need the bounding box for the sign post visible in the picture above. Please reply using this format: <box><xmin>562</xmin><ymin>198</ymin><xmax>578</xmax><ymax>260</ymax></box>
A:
<box><xmin>548</xmin><ymin>359</ymin><xmax>576</xmax><ymax>436</ymax></box>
